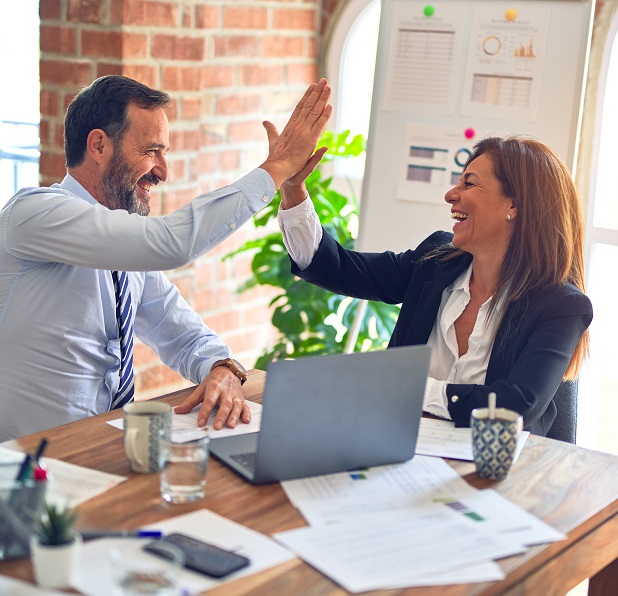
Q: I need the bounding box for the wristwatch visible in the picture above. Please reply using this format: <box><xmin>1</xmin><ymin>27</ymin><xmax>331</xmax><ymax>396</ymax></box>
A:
<box><xmin>211</xmin><ymin>358</ymin><xmax>248</xmax><ymax>385</ymax></box>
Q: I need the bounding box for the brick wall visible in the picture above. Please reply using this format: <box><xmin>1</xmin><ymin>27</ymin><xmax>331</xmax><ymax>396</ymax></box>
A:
<box><xmin>38</xmin><ymin>0</ymin><xmax>322</xmax><ymax>399</ymax></box>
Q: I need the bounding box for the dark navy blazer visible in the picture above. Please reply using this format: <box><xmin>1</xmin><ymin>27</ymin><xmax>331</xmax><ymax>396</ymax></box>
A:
<box><xmin>291</xmin><ymin>230</ymin><xmax>593</xmax><ymax>436</ymax></box>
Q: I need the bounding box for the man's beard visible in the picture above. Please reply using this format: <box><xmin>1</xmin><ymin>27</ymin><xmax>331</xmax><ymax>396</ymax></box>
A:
<box><xmin>101</xmin><ymin>151</ymin><xmax>156</xmax><ymax>216</ymax></box>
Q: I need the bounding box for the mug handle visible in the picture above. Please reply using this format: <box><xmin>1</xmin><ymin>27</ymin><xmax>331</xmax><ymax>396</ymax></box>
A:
<box><xmin>124</xmin><ymin>428</ymin><xmax>144</xmax><ymax>468</ymax></box>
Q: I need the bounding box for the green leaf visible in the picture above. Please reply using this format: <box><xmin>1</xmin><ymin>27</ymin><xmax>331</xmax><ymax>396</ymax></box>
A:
<box><xmin>223</xmin><ymin>130</ymin><xmax>400</xmax><ymax>368</ymax></box>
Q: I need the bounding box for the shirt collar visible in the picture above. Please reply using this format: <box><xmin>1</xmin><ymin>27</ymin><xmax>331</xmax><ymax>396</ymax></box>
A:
<box><xmin>54</xmin><ymin>174</ymin><xmax>99</xmax><ymax>206</ymax></box>
<box><xmin>446</xmin><ymin>264</ymin><xmax>507</xmax><ymax>315</ymax></box>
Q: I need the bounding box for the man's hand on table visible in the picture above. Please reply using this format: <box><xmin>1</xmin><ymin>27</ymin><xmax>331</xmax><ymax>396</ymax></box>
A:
<box><xmin>173</xmin><ymin>367</ymin><xmax>251</xmax><ymax>430</ymax></box>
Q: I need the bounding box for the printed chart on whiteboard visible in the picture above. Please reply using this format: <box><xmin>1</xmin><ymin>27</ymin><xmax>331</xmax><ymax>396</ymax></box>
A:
<box><xmin>396</xmin><ymin>123</ymin><xmax>491</xmax><ymax>205</ymax></box>
<box><xmin>461</xmin><ymin>4</ymin><xmax>550</xmax><ymax>121</ymax></box>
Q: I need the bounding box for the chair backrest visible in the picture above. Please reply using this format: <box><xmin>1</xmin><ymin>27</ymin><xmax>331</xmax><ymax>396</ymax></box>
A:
<box><xmin>545</xmin><ymin>380</ymin><xmax>578</xmax><ymax>443</ymax></box>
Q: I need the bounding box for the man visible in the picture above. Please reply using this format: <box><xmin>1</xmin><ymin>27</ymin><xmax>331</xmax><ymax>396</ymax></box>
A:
<box><xmin>0</xmin><ymin>75</ymin><xmax>331</xmax><ymax>441</ymax></box>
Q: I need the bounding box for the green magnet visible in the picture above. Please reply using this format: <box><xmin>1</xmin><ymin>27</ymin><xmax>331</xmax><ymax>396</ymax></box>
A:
<box><xmin>424</xmin><ymin>5</ymin><xmax>435</xmax><ymax>17</ymax></box>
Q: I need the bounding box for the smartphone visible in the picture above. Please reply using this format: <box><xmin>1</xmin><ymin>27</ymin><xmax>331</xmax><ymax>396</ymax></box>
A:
<box><xmin>143</xmin><ymin>532</ymin><xmax>250</xmax><ymax>579</ymax></box>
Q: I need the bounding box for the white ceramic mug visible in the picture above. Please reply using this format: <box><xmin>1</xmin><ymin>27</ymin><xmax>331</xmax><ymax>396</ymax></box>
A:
<box><xmin>122</xmin><ymin>402</ymin><xmax>172</xmax><ymax>473</ymax></box>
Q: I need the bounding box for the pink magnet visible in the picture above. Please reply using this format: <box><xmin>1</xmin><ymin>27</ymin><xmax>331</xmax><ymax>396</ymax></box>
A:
<box><xmin>464</xmin><ymin>128</ymin><xmax>475</xmax><ymax>139</ymax></box>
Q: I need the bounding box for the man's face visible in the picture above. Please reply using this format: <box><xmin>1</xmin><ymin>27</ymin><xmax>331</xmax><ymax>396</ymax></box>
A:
<box><xmin>101</xmin><ymin>104</ymin><xmax>170</xmax><ymax>215</ymax></box>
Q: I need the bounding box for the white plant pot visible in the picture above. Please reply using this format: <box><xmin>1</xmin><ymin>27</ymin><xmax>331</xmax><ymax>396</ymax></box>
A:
<box><xmin>30</xmin><ymin>531</ymin><xmax>82</xmax><ymax>589</ymax></box>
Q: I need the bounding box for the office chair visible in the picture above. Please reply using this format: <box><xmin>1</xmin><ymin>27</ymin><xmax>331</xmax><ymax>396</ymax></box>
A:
<box><xmin>545</xmin><ymin>380</ymin><xmax>578</xmax><ymax>443</ymax></box>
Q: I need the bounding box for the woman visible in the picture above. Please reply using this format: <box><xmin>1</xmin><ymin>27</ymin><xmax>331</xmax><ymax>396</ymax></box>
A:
<box><xmin>277</xmin><ymin>136</ymin><xmax>592</xmax><ymax>436</ymax></box>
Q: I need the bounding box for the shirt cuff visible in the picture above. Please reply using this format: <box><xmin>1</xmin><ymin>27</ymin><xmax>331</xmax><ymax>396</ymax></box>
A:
<box><xmin>278</xmin><ymin>196</ymin><xmax>323</xmax><ymax>271</ymax></box>
<box><xmin>422</xmin><ymin>377</ymin><xmax>452</xmax><ymax>420</ymax></box>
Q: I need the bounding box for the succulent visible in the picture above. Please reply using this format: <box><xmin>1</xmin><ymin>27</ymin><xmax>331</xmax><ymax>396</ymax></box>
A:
<box><xmin>35</xmin><ymin>500</ymin><xmax>79</xmax><ymax>546</ymax></box>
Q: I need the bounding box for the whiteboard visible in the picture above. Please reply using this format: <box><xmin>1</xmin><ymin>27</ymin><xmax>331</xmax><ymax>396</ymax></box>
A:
<box><xmin>357</xmin><ymin>0</ymin><xmax>595</xmax><ymax>253</ymax></box>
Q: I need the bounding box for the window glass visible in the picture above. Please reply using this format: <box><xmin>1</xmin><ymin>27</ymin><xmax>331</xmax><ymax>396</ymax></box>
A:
<box><xmin>592</xmin><ymin>18</ymin><xmax>618</xmax><ymax>230</ymax></box>
<box><xmin>331</xmin><ymin>0</ymin><xmax>381</xmax><ymax>180</ymax></box>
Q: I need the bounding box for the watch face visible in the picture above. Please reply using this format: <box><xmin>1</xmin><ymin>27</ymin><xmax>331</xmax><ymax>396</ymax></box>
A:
<box><xmin>232</xmin><ymin>359</ymin><xmax>247</xmax><ymax>374</ymax></box>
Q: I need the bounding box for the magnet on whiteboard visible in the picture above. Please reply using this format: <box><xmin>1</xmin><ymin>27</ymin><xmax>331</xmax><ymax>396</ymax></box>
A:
<box><xmin>424</xmin><ymin>5</ymin><xmax>435</xmax><ymax>17</ymax></box>
<box><xmin>505</xmin><ymin>8</ymin><xmax>517</xmax><ymax>21</ymax></box>
<box><xmin>464</xmin><ymin>128</ymin><xmax>475</xmax><ymax>140</ymax></box>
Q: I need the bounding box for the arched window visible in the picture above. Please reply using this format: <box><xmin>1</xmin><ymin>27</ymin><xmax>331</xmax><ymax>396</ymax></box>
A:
<box><xmin>578</xmin><ymin>9</ymin><xmax>618</xmax><ymax>455</ymax></box>
<box><xmin>325</xmin><ymin>0</ymin><xmax>381</xmax><ymax>181</ymax></box>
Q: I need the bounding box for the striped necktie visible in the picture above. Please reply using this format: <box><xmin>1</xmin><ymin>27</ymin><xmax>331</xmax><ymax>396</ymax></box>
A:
<box><xmin>110</xmin><ymin>270</ymin><xmax>135</xmax><ymax>409</ymax></box>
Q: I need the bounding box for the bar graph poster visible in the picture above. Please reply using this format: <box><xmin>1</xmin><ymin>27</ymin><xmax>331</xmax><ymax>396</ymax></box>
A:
<box><xmin>381</xmin><ymin>1</ymin><xmax>467</xmax><ymax>115</ymax></box>
<box><xmin>396</xmin><ymin>123</ymin><xmax>489</xmax><ymax>205</ymax></box>
<box><xmin>460</xmin><ymin>5</ymin><xmax>550</xmax><ymax>122</ymax></box>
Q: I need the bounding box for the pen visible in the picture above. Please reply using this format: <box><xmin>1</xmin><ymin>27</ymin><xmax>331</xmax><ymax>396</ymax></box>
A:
<box><xmin>33</xmin><ymin>438</ymin><xmax>48</xmax><ymax>465</ymax></box>
<box><xmin>14</xmin><ymin>453</ymin><xmax>33</xmax><ymax>482</ymax></box>
<box><xmin>81</xmin><ymin>529</ymin><xmax>164</xmax><ymax>540</ymax></box>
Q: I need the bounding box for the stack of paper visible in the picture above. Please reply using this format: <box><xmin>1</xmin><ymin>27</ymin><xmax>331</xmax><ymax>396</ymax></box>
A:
<box><xmin>276</xmin><ymin>455</ymin><xmax>564</xmax><ymax>592</ymax></box>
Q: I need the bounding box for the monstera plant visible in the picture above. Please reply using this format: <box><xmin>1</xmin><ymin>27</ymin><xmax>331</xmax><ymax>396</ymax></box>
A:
<box><xmin>225</xmin><ymin>131</ymin><xmax>400</xmax><ymax>369</ymax></box>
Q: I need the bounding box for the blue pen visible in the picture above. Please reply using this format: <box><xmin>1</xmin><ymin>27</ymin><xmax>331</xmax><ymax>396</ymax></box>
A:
<box><xmin>81</xmin><ymin>529</ymin><xmax>164</xmax><ymax>540</ymax></box>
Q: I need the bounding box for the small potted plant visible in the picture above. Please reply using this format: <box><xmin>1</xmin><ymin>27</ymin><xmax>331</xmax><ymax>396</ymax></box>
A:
<box><xmin>29</xmin><ymin>500</ymin><xmax>82</xmax><ymax>589</ymax></box>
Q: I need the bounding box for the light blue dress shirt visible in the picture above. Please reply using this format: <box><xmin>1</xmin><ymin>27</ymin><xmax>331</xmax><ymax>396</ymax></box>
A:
<box><xmin>0</xmin><ymin>169</ymin><xmax>275</xmax><ymax>441</ymax></box>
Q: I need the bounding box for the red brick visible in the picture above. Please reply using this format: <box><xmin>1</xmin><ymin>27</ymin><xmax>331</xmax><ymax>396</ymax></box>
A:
<box><xmin>262</xmin><ymin>36</ymin><xmax>304</xmax><ymax>58</ymax></box>
<box><xmin>214</xmin><ymin>36</ymin><xmax>259</xmax><ymax>58</ymax></box>
<box><xmin>220</xmin><ymin>150</ymin><xmax>240</xmax><ymax>171</ymax></box>
<box><xmin>152</xmin><ymin>35</ymin><xmax>206</xmax><ymax>61</ymax></box>
<box><xmin>170</xmin><ymin>273</ymin><xmax>194</xmax><ymax>297</ymax></box>
<box><xmin>239</xmin><ymin>64</ymin><xmax>282</xmax><ymax>86</ymax></box>
<box><xmin>123</xmin><ymin>33</ymin><xmax>150</xmax><ymax>59</ymax></box>
<box><xmin>195</xmin><ymin>5</ymin><xmax>219</xmax><ymax>28</ymax></box>
<box><xmin>223</xmin><ymin>7</ymin><xmax>268</xmax><ymax>29</ymax></box>
<box><xmin>39</xmin><ymin>90</ymin><xmax>59</xmax><ymax>116</ymax></box>
<box><xmin>163</xmin><ymin>65</ymin><xmax>234</xmax><ymax>91</ymax></box>
<box><xmin>194</xmin><ymin>261</ymin><xmax>214</xmax><ymax>286</ymax></box>
<box><xmin>40</xmin><ymin>59</ymin><xmax>92</xmax><ymax>86</ymax></box>
<box><xmin>206</xmin><ymin>310</ymin><xmax>242</xmax><ymax>334</ymax></box>
<box><xmin>168</xmin><ymin>158</ymin><xmax>186</xmax><ymax>182</ymax></box>
<box><xmin>82</xmin><ymin>31</ymin><xmax>124</xmax><ymax>59</ymax></box>
<box><xmin>286</xmin><ymin>63</ymin><xmax>319</xmax><ymax>85</ymax></box>
<box><xmin>121</xmin><ymin>1</ymin><xmax>179</xmax><ymax>27</ymax></box>
<box><xmin>39</xmin><ymin>151</ymin><xmax>66</xmax><ymax>179</ymax></box>
<box><xmin>228</xmin><ymin>120</ymin><xmax>267</xmax><ymax>143</ymax></box>
<box><xmin>216</xmin><ymin>94</ymin><xmax>261</xmax><ymax>116</ymax></box>
<box><xmin>38</xmin><ymin>120</ymin><xmax>50</xmax><ymax>145</ymax></box>
<box><xmin>40</xmin><ymin>26</ymin><xmax>77</xmax><ymax>54</ymax></box>
<box><xmin>197</xmin><ymin>151</ymin><xmax>218</xmax><ymax>173</ymax></box>
<box><xmin>273</xmin><ymin>8</ymin><xmax>317</xmax><ymax>31</ymax></box>
<box><xmin>67</xmin><ymin>0</ymin><xmax>104</xmax><ymax>24</ymax></box>
<box><xmin>182</xmin><ymin>5</ymin><xmax>191</xmax><ymax>28</ymax></box>
<box><xmin>200</xmin><ymin>124</ymin><xmax>226</xmax><ymax>146</ymax></box>
<box><xmin>181</xmin><ymin>96</ymin><xmax>202</xmax><ymax>120</ymax></box>
<box><xmin>135</xmin><ymin>363</ymin><xmax>186</xmax><ymax>393</ymax></box>
<box><xmin>40</xmin><ymin>0</ymin><xmax>61</xmax><ymax>20</ymax></box>
<box><xmin>169</xmin><ymin>128</ymin><xmax>200</xmax><ymax>152</ymax></box>
<box><xmin>53</xmin><ymin>122</ymin><xmax>64</xmax><ymax>148</ymax></box>
<box><xmin>134</xmin><ymin>341</ymin><xmax>161</xmax><ymax>367</ymax></box>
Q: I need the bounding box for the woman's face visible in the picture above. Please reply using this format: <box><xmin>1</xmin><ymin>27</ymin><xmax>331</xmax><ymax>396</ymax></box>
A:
<box><xmin>444</xmin><ymin>153</ymin><xmax>517</xmax><ymax>259</ymax></box>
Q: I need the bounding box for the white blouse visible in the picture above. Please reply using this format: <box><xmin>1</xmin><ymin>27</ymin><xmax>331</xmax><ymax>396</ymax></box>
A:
<box><xmin>278</xmin><ymin>198</ymin><xmax>504</xmax><ymax>420</ymax></box>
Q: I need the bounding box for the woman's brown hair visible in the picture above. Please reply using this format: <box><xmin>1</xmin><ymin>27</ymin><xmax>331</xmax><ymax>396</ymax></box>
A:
<box><xmin>450</xmin><ymin>136</ymin><xmax>589</xmax><ymax>379</ymax></box>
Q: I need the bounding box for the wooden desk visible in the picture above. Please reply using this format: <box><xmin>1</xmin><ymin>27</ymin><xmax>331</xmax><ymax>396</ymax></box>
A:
<box><xmin>2</xmin><ymin>369</ymin><xmax>618</xmax><ymax>595</ymax></box>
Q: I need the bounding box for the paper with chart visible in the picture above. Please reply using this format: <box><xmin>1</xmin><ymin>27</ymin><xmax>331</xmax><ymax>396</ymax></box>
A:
<box><xmin>460</xmin><ymin>4</ymin><xmax>550</xmax><ymax>121</ymax></box>
<box><xmin>381</xmin><ymin>1</ymin><xmax>467</xmax><ymax>114</ymax></box>
<box><xmin>107</xmin><ymin>400</ymin><xmax>262</xmax><ymax>442</ymax></box>
<box><xmin>395</xmin><ymin>122</ymin><xmax>492</xmax><ymax>204</ymax></box>
<box><xmin>273</xmin><ymin>504</ymin><xmax>524</xmax><ymax>593</ymax></box>
<box><xmin>281</xmin><ymin>454</ymin><xmax>477</xmax><ymax>525</ymax></box>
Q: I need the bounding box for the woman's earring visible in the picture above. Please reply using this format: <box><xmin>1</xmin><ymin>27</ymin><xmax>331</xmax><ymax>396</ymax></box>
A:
<box><xmin>506</xmin><ymin>214</ymin><xmax>512</xmax><ymax>221</ymax></box>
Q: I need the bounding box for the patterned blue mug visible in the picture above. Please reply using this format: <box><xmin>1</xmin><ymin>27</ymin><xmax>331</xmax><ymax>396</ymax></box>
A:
<box><xmin>471</xmin><ymin>407</ymin><xmax>523</xmax><ymax>480</ymax></box>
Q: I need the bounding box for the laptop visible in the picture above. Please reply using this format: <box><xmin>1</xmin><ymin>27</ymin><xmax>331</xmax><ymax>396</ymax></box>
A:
<box><xmin>209</xmin><ymin>344</ymin><xmax>431</xmax><ymax>484</ymax></box>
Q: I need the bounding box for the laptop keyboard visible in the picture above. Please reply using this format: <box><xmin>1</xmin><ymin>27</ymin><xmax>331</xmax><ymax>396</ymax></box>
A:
<box><xmin>230</xmin><ymin>451</ymin><xmax>256</xmax><ymax>473</ymax></box>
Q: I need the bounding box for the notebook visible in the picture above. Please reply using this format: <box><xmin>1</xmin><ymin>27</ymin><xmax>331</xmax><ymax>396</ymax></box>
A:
<box><xmin>209</xmin><ymin>345</ymin><xmax>431</xmax><ymax>485</ymax></box>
